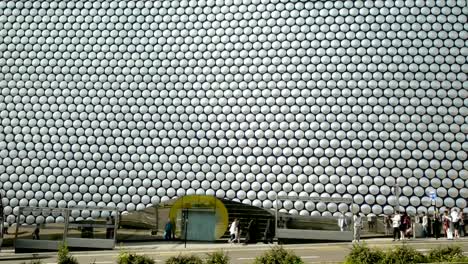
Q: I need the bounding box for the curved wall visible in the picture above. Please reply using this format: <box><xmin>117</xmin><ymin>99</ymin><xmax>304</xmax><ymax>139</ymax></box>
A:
<box><xmin>0</xmin><ymin>0</ymin><xmax>467</xmax><ymax>224</ymax></box>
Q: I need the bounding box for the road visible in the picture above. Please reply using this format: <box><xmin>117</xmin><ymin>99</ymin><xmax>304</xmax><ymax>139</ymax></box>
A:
<box><xmin>1</xmin><ymin>238</ymin><xmax>468</xmax><ymax>264</ymax></box>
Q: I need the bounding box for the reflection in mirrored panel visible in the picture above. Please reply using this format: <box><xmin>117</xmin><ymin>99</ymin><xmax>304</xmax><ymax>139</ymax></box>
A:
<box><xmin>14</xmin><ymin>206</ymin><xmax>118</xmax><ymax>252</ymax></box>
<box><xmin>118</xmin><ymin>195</ymin><xmax>229</xmax><ymax>242</ymax></box>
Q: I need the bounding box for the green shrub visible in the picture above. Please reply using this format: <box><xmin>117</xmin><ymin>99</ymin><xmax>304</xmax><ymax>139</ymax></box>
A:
<box><xmin>345</xmin><ymin>243</ymin><xmax>468</xmax><ymax>264</ymax></box>
<box><xmin>381</xmin><ymin>245</ymin><xmax>427</xmax><ymax>264</ymax></box>
<box><xmin>57</xmin><ymin>243</ymin><xmax>79</xmax><ymax>264</ymax></box>
<box><xmin>344</xmin><ymin>243</ymin><xmax>384</xmax><ymax>264</ymax></box>
<box><xmin>253</xmin><ymin>246</ymin><xmax>304</xmax><ymax>264</ymax></box>
<box><xmin>205</xmin><ymin>251</ymin><xmax>229</xmax><ymax>264</ymax></box>
<box><xmin>117</xmin><ymin>251</ymin><xmax>155</xmax><ymax>264</ymax></box>
<box><xmin>427</xmin><ymin>245</ymin><xmax>468</xmax><ymax>263</ymax></box>
<box><xmin>165</xmin><ymin>255</ymin><xmax>203</xmax><ymax>264</ymax></box>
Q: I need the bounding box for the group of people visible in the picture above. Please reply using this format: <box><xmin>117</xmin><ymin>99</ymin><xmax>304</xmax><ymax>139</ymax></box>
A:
<box><xmin>386</xmin><ymin>208</ymin><xmax>465</xmax><ymax>241</ymax></box>
<box><xmin>353</xmin><ymin>208</ymin><xmax>466</xmax><ymax>243</ymax></box>
<box><xmin>390</xmin><ymin>211</ymin><xmax>413</xmax><ymax>241</ymax></box>
<box><xmin>421</xmin><ymin>208</ymin><xmax>465</xmax><ymax>240</ymax></box>
<box><xmin>228</xmin><ymin>218</ymin><xmax>274</xmax><ymax>244</ymax></box>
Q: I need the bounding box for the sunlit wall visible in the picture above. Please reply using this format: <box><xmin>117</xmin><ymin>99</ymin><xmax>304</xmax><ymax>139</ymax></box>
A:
<box><xmin>0</xmin><ymin>0</ymin><xmax>467</xmax><ymax>224</ymax></box>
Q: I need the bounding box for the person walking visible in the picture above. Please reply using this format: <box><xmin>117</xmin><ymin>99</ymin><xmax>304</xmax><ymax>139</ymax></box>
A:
<box><xmin>400</xmin><ymin>212</ymin><xmax>409</xmax><ymax>240</ymax></box>
<box><xmin>392</xmin><ymin>211</ymin><xmax>401</xmax><ymax>241</ymax></box>
<box><xmin>458</xmin><ymin>211</ymin><xmax>465</xmax><ymax>237</ymax></box>
<box><xmin>422</xmin><ymin>212</ymin><xmax>429</xmax><ymax>238</ymax></box>
<box><xmin>384</xmin><ymin>215</ymin><xmax>391</xmax><ymax>236</ymax></box>
<box><xmin>244</xmin><ymin>219</ymin><xmax>256</xmax><ymax>244</ymax></box>
<box><xmin>229</xmin><ymin>219</ymin><xmax>238</xmax><ymax>243</ymax></box>
<box><xmin>403</xmin><ymin>213</ymin><xmax>412</xmax><ymax>239</ymax></box>
<box><xmin>427</xmin><ymin>214</ymin><xmax>432</xmax><ymax>237</ymax></box>
<box><xmin>443</xmin><ymin>210</ymin><xmax>452</xmax><ymax>239</ymax></box>
<box><xmin>263</xmin><ymin>219</ymin><xmax>274</xmax><ymax>244</ymax></box>
<box><xmin>235</xmin><ymin>220</ymin><xmax>242</xmax><ymax>243</ymax></box>
<box><xmin>451</xmin><ymin>208</ymin><xmax>460</xmax><ymax>239</ymax></box>
<box><xmin>164</xmin><ymin>219</ymin><xmax>173</xmax><ymax>240</ymax></box>
<box><xmin>338</xmin><ymin>214</ymin><xmax>348</xmax><ymax>232</ymax></box>
<box><xmin>353</xmin><ymin>213</ymin><xmax>362</xmax><ymax>243</ymax></box>
<box><xmin>32</xmin><ymin>224</ymin><xmax>40</xmax><ymax>240</ymax></box>
<box><xmin>433</xmin><ymin>213</ymin><xmax>441</xmax><ymax>240</ymax></box>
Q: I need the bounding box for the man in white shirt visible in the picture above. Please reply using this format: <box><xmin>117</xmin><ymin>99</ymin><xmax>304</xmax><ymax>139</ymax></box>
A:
<box><xmin>229</xmin><ymin>219</ymin><xmax>238</xmax><ymax>243</ymax></box>
<box><xmin>392</xmin><ymin>211</ymin><xmax>401</xmax><ymax>241</ymax></box>
<box><xmin>451</xmin><ymin>208</ymin><xmax>460</xmax><ymax>239</ymax></box>
<box><xmin>422</xmin><ymin>212</ymin><xmax>429</xmax><ymax>238</ymax></box>
<box><xmin>353</xmin><ymin>213</ymin><xmax>362</xmax><ymax>243</ymax></box>
<box><xmin>338</xmin><ymin>214</ymin><xmax>348</xmax><ymax>232</ymax></box>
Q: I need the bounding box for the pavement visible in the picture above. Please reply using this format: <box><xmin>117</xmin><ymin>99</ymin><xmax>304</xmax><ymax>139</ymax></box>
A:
<box><xmin>1</xmin><ymin>237</ymin><xmax>467</xmax><ymax>264</ymax></box>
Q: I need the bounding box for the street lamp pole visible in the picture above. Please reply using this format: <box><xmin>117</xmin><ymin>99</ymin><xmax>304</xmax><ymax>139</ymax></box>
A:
<box><xmin>392</xmin><ymin>183</ymin><xmax>401</xmax><ymax>213</ymax></box>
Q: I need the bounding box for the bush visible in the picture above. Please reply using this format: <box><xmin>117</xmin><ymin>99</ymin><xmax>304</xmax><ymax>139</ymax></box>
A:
<box><xmin>57</xmin><ymin>243</ymin><xmax>79</xmax><ymax>264</ymax></box>
<box><xmin>345</xmin><ymin>244</ymin><xmax>468</xmax><ymax>264</ymax></box>
<box><xmin>165</xmin><ymin>255</ymin><xmax>203</xmax><ymax>264</ymax></box>
<box><xmin>381</xmin><ymin>245</ymin><xmax>426</xmax><ymax>264</ymax></box>
<box><xmin>344</xmin><ymin>243</ymin><xmax>384</xmax><ymax>264</ymax></box>
<box><xmin>427</xmin><ymin>245</ymin><xmax>468</xmax><ymax>263</ymax></box>
<box><xmin>253</xmin><ymin>246</ymin><xmax>304</xmax><ymax>264</ymax></box>
<box><xmin>117</xmin><ymin>251</ymin><xmax>155</xmax><ymax>264</ymax></box>
<box><xmin>205</xmin><ymin>251</ymin><xmax>229</xmax><ymax>264</ymax></box>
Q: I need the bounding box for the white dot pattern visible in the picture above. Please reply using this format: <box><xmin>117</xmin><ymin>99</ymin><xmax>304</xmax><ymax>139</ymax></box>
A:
<box><xmin>0</xmin><ymin>0</ymin><xmax>467</xmax><ymax>224</ymax></box>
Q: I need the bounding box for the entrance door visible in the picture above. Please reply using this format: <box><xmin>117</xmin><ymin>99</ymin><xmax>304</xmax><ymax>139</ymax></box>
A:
<box><xmin>185</xmin><ymin>210</ymin><xmax>216</xmax><ymax>241</ymax></box>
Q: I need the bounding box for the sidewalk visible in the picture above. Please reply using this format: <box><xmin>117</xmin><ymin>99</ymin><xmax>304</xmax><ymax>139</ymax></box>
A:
<box><xmin>0</xmin><ymin>237</ymin><xmax>467</xmax><ymax>261</ymax></box>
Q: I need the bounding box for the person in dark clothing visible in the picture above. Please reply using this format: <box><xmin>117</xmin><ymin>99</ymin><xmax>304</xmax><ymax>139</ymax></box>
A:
<box><xmin>164</xmin><ymin>219</ymin><xmax>173</xmax><ymax>240</ymax></box>
<box><xmin>433</xmin><ymin>213</ymin><xmax>441</xmax><ymax>240</ymax></box>
<box><xmin>244</xmin><ymin>219</ymin><xmax>256</xmax><ymax>244</ymax></box>
<box><xmin>32</xmin><ymin>224</ymin><xmax>40</xmax><ymax>240</ymax></box>
<box><xmin>427</xmin><ymin>215</ymin><xmax>432</xmax><ymax>237</ymax></box>
<box><xmin>263</xmin><ymin>219</ymin><xmax>274</xmax><ymax>244</ymax></box>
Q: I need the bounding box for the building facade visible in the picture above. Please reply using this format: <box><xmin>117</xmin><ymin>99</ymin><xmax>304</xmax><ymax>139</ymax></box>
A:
<box><xmin>0</xmin><ymin>0</ymin><xmax>467</xmax><ymax>224</ymax></box>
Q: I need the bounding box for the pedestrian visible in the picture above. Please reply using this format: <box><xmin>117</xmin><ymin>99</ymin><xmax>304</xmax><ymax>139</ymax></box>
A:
<box><xmin>400</xmin><ymin>212</ymin><xmax>409</xmax><ymax>240</ymax></box>
<box><xmin>263</xmin><ymin>219</ymin><xmax>274</xmax><ymax>244</ymax></box>
<box><xmin>367</xmin><ymin>214</ymin><xmax>376</xmax><ymax>231</ymax></box>
<box><xmin>353</xmin><ymin>212</ymin><xmax>362</xmax><ymax>243</ymax></box>
<box><xmin>229</xmin><ymin>219</ymin><xmax>238</xmax><ymax>243</ymax></box>
<box><xmin>384</xmin><ymin>215</ymin><xmax>391</xmax><ymax>235</ymax></box>
<box><xmin>32</xmin><ymin>224</ymin><xmax>40</xmax><ymax>240</ymax></box>
<box><xmin>164</xmin><ymin>219</ymin><xmax>173</xmax><ymax>240</ymax></box>
<box><xmin>338</xmin><ymin>214</ymin><xmax>348</xmax><ymax>232</ymax></box>
<box><xmin>427</xmin><ymin>214</ymin><xmax>432</xmax><ymax>237</ymax></box>
<box><xmin>403</xmin><ymin>213</ymin><xmax>412</xmax><ymax>239</ymax></box>
<box><xmin>422</xmin><ymin>212</ymin><xmax>429</xmax><ymax>238</ymax></box>
<box><xmin>392</xmin><ymin>211</ymin><xmax>401</xmax><ymax>241</ymax></box>
<box><xmin>451</xmin><ymin>208</ymin><xmax>460</xmax><ymax>239</ymax></box>
<box><xmin>458</xmin><ymin>211</ymin><xmax>465</xmax><ymax>237</ymax></box>
<box><xmin>244</xmin><ymin>219</ymin><xmax>256</xmax><ymax>244</ymax></box>
<box><xmin>443</xmin><ymin>210</ymin><xmax>452</xmax><ymax>239</ymax></box>
<box><xmin>235</xmin><ymin>220</ymin><xmax>242</xmax><ymax>243</ymax></box>
<box><xmin>433</xmin><ymin>213</ymin><xmax>441</xmax><ymax>240</ymax></box>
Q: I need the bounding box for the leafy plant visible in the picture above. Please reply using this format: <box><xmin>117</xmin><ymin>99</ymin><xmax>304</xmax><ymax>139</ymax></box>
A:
<box><xmin>427</xmin><ymin>245</ymin><xmax>468</xmax><ymax>263</ymax></box>
<box><xmin>205</xmin><ymin>251</ymin><xmax>229</xmax><ymax>264</ymax></box>
<box><xmin>253</xmin><ymin>246</ymin><xmax>304</xmax><ymax>264</ymax></box>
<box><xmin>345</xmin><ymin>243</ymin><xmax>468</xmax><ymax>264</ymax></box>
<box><xmin>165</xmin><ymin>255</ymin><xmax>203</xmax><ymax>264</ymax></box>
<box><xmin>57</xmin><ymin>243</ymin><xmax>79</xmax><ymax>264</ymax></box>
<box><xmin>381</xmin><ymin>245</ymin><xmax>426</xmax><ymax>264</ymax></box>
<box><xmin>117</xmin><ymin>251</ymin><xmax>155</xmax><ymax>264</ymax></box>
<box><xmin>344</xmin><ymin>243</ymin><xmax>384</xmax><ymax>264</ymax></box>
